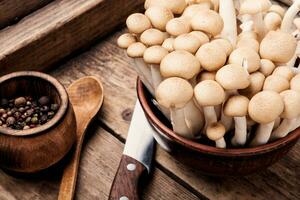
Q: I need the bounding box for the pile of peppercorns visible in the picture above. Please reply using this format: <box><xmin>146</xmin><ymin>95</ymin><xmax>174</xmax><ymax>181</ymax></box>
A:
<box><xmin>0</xmin><ymin>96</ymin><xmax>60</xmax><ymax>130</ymax></box>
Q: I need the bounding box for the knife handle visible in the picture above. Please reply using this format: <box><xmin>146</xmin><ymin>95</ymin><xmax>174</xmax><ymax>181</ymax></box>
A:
<box><xmin>109</xmin><ymin>155</ymin><xmax>146</xmax><ymax>200</ymax></box>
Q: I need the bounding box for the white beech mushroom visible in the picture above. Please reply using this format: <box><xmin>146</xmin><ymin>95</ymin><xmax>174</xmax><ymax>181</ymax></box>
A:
<box><xmin>269</xmin><ymin>4</ymin><xmax>286</xmax><ymax>19</ymax></box>
<box><xmin>173</xmin><ymin>33</ymin><xmax>202</xmax><ymax>54</ymax></box>
<box><xmin>145</xmin><ymin>0</ymin><xmax>187</xmax><ymax>15</ymax></box>
<box><xmin>219</xmin><ymin>0</ymin><xmax>237</xmax><ymax>47</ymax></box>
<box><xmin>127</xmin><ymin>42</ymin><xmax>154</xmax><ymax>95</ymax></box>
<box><xmin>206</xmin><ymin>122</ymin><xmax>226</xmax><ymax>148</ymax></box>
<box><xmin>191</xmin><ymin>10</ymin><xmax>224</xmax><ymax>37</ymax></box>
<box><xmin>197</xmin><ymin>71</ymin><xmax>216</xmax><ymax>82</ymax></box>
<box><xmin>140</xmin><ymin>28</ymin><xmax>165</xmax><ymax>46</ymax></box>
<box><xmin>126</xmin><ymin>13</ymin><xmax>152</xmax><ymax>35</ymax></box>
<box><xmin>224</xmin><ymin>95</ymin><xmax>249</xmax><ymax>146</ymax></box>
<box><xmin>117</xmin><ymin>33</ymin><xmax>137</xmax><ymax>49</ymax></box>
<box><xmin>271</xmin><ymin>90</ymin><xmax>300</xmax><ymax>140</ymax></box>
<box><xmin>259</xmin><ymin>59</ymin><xmax>276</xmax><ymax>76</ymax></box>
<box><xmin>145</xmin><ymin>6</ymin><xmax>174</xmax><ymax>31</ymax></box>
<box><xmin>194</xmin><ymin>80</ymin><xmax>225</xmax><ymax>130</ymax></box>
<box><xmin>263</xmin><ymin>75</ymin><xmax>290</xmax><ymax>93</ymax></box>
<box><xmin>210</xmin><ymin>38</ymin><xmax>233</xmax><ymax>56</ymax></box>
<box><xmin>162</xmin><ymin>38</ymin><xmax>175</xmax><ymax>52</ymax></box>
<box><xmin>182</xmin><ymin>3</ymin><xmax>211</xmax><ymax>20</ymax></box>
<box><xmin>281</xmin><ymin>0</ymin><xmax>300</xmax><ymax>33</ymax></box>
<box><xmin>215</xmin><ymin>64</ymin><xmax>250</xmax><ymax>130</ymax></box>
<box><xmin>239</xmin><ymin>71</ymin><xmax>265</xmax><ymax>99</ymax></box>
<box><xmin>143</xmin><ymin>45</ymin><xmax>169</xmax><ymax>91</ymax></box>
<box><xmin>249</xmin><ymin>91</ymin><xmax>284</xmax><ymax>146</ymax></box>
<box><xmin>236</xmin><ymin>37</ymin><xmax>259</xmax><ymax>52</ymax></box>
<box><xmin>260</xmin><ymin>30</ymin><xmax>297</xmax><ymax>64</ymax></box>
<box><xmin>272</xmin><ymin>66</ymin><xmax>295</xmax><ymax>81</ymax></box>
<box><xmin>228</xmin><ymin>47</ymin><xmax>260</xmax><ymax>73</ymax></box>
<box><xmin>239</xmin><ymin>0</ymin><xmax>272</xmax><ymax>40</ymax></box>
<box><xmin>189</xmin><ymin>31</ymin><xmax>210</xmax><ymax>45</ymax></box>
<box><xmin>289</xmin><ymin>74</ymin><xmax>300</xmax><ymax>131</ymax></box>
<box><xmin>156</xmin><ymin>77</ymin><xmax>204</xmax><ymax>138</ymax></box>
<box><xmin>264</xmin><ymin>12</ymin><xmax>282</xmax><ymax>31</ymax></box>
<box><xmin>166</xmin><ymin>17</ymin><xmax>191</xmax><ymax>36</ymax></box>
<box><xmin>196</xmin><ymin>42</ymin><xmax>227</xmax><ymax>72</ymax></box>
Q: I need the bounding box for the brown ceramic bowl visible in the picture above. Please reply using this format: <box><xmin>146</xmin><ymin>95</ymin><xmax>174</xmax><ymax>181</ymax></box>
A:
<box><xmin>0</xmin><ymin>71</ymin><xmax>76</xmax><ymax>173</ymax></box>
<box><xmin>137</xmin><ymin>79</ymin><xmax>300</xmax><ymax>176</ymax></box>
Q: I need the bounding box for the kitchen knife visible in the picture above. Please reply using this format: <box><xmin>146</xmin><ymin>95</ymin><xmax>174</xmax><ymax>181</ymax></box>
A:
<box><xmin>109</xmin><ymin>100</ymin><xmax>155</xmax><ymax>200</ymax></box>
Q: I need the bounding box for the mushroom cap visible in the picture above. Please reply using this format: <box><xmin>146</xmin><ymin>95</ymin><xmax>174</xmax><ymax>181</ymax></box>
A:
<box><xmin>264</xmin><ymin>12</ymin><xmax>282</xmax><ymax>31</ymax></box>
<box><xmin>239</xmin><ymin>72</ymin><xmax>265</xmax><ymax>98</ymax></box>
<box><xmin>194</xmin><ymin>80</ymin><xmax>225</xmax><ymax>106</ymax></box>
<box><xmin>224</xmin><ymin>95</ymin><xmax>249</xmax><ymax>117</ymax></box>
<box><xmin>206</xmin><ymin>122</ymin><xmax>226</xmax><ymax>141</ymax></box>
<box><xmin>145</xmin><ymin>6</ymin><xmax>174</xmax><ymax>31</ymax></box>
<box><xmin>145</xmin><ymin>0</ymin><xmax>187</xmax><ymax>14</ymax></box>
<box><xmin>228</xmin><ymin>47</ymin><xmax>260</xmax><ymax>73</ymax></box>
<box><xmin>259</xmin><ymin>59</ymin><xmax>275</xmax><ymax>76</ymax></box>
<box><xmin>269</xmin><ymin>5</ymin><xmax>285</xmax><ymax>18</ymax></box>
<box><xmin>263</xmin><ymin>75</ymin><xmax>290</xmax><ymax>93</ymax></box>
<box><xmin>162</xmin><ymin>38</ymin><xmax>175</xmax><ymax>52</ymax></box>
<box><xmin>160</xmin><ymin>50</ymin><xmax>201</xmax><ymax>79</ymax></box>
<box><xmin>117</xmin><ymin>33</ymin><xmax>137</xmax><ymax>49</ymax></box>
<box><xmin>196</xmin><ymin>71</ymin><xmax>215</xmax><ymax>82</ymax></box>
<box><xmin>126</xmin><ymin>13</ymin><xmax>152</xmax><ymax>34</ymax></box>
<box><xmin>280</xmin><ymin>90</ymin><xmax>300</xmax><ymax>119</ymax></box>
<box><xmin>272</xmin><ymin>66</ymin><xmax>294</xmax><ymax>81</ymax></box>
<box><xmin>143</xmin><ymin>45</ymin><xmax>169</xmax><ymax>64</ymax></box>
<box><xmin>196</xmin><ymin>42</ymin><xmax>227</xmax><ymax>72</ymax></box>
<box><xmin>182</xmin><ymin>3</ymin><xmax>211</xmax><ymax>19</ymax></box>
<box><xmin>236</xmin><ymin>38</ymin><xmax>259</xmax><ymax>52</ymax></box>
<box><xmin>290</xmin><ymin>74</ymin><xmax>300</xmax><ymax>93</ymax></box>
<box><xmin>140</xmin><ymin>28</ymin><xmax>165</xmax><ymax>46</ymax></box>
<box><xmin>260</xmin><ymin>31</ymin><xmax>297</xmax><ymax>63</ymax></box>
<box><xmin>238</xmin><ymin>31</ymin><xmax>258</xmax><ymax>41</ymax></box>
<box><xmin>189</xmin><ymin>31</ymin><xmax>210</xmax><ymax>45</ymax></box>
<box><xmin>211</xmin><ymin>38</ymin><xmax>233</xmax><ymax>56</ymax></box>
<box><xmin>174</xmin><ymin>33</ymin><xmax>202</xmax><ymax>54</ymax></box>
<box><xmin>240</xmin><ymin>0</ymin><xmax>271</xmax><ymax>15</ymax></box>
<box><xmin>215</xmin><ymin>64</ymin><xmax>250</xmax><ymax>90</ymax></box>
<box><xmin>166</xmin><ymin>17</ymin><xmax>191</xmax><ymax>36</ymax></box>
<box><xmin>156</xmin><ymin>77</ymin><xmax>193</xmax><ymax>109</ymax></box>
<box><xmin>249</xmin><ymin>91</ymin><xmax>284</xmax><ymax>124</ymax></box>
<box><xmin>127</xmin><ymin>42</ymin><xmax>147</xmax><ymax>58</ymax></box>
<box><xmin>191</xmin><ymin>10</ymin><xmax>224</xmax><ymax>36</ymax></box>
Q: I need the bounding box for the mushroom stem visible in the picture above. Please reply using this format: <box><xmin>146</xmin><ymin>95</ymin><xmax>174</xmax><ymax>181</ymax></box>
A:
<box><xmin>170</xmin><ymin>107</ymin><xmax>191</xmax><ymax>137</ymax></box>
<box><xmin>216</xmin><ymin>137</ymin><xmax>226</xmax><ymax>148</ymax></box>
<box><xmin>183</xmin><ymin>100</ymin><xmax>204</xmax><ymax>137</ymax></box>
<box><xmin>252</xmin><ymin>12</ymin><xmax>266</xmax><ymax>40</ymax></box>
<box><xmin>220</xmin><ymin>89</ymin><xmax>237</xmax><ymax>131</ymax></box>
<box><xmin>270</xmin><ymin>118</ymin><xmax>296</xmax><ymax>140</ymax></box>
<box><xmin>219</xmin><ymin>0</ymin><xmax>237</xmax><ymax>47</ymax></box>
<box><xmin>281</xmin><ymin>0</ymin><xmax>300</xmax><ymax>33</ymax></box>
<box><xmin>231</xmin><ymin>116</ymin><xmax>247</xmax><ymax>146</ymax></box>
<box><xmin>250</xmin><ymin>121</ymin><xmax>275</xmax><ymax>146</ymax></box>
<box><xmin>134</xmin><ymin>58</ymin><xmax>155</xmax><ymax>95</ymax></box>
<box><xmin>290</xmin><ymin>116</ymin><xmax>300</xmax><ymax>131</ymax></box>
<box><xmin>203</xmin><ymin>106</ymin><xmax>217</xmax><ymax>129</ymax></box>
<box><xmin>150</xmin><ymin>64</ymin><xmax>163</xmax><ymax>91</ymax></box>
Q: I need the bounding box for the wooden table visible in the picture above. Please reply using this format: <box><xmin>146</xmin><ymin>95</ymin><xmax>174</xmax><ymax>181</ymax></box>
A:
<box><xmin>0</xmin><ymin>29</ymin><xmax>299</xmax><ymax>200</ymax></box>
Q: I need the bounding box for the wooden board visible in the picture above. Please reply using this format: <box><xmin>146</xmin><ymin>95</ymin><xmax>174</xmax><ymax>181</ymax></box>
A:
<box><xmin>0</xmin><ymin>0</ymin><xmax>52</xmax><ymax>29</ymax></box>
<box><xmin>0</xmin><ymin>0</ymin><xmax>144</xmax><ymax>76</ymax></box>
<box><xmin>50</xmin><ymin>30</ymin><xmax>300</xmax><ymax>200</ymax></box>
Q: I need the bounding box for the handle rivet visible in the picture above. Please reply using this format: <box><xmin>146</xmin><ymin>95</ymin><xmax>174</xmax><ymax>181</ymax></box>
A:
<box><xmin>120</xmin><ymin>196</ymin><xmax>129</xmax><ymax>200</ymax></box>
<box><xmin>127</xmin><ymin>163</ymin><xmax>136</xmax><ymax>171</ymax></box>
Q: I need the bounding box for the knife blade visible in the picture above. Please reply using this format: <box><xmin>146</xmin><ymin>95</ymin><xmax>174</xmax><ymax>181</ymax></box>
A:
<box><xmin>109</xmin><ymin>100</ymin><xmax>155</xmax><ymax>200</ymax></box>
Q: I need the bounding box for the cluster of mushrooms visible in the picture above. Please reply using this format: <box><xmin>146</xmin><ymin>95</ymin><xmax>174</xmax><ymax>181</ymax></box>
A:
<box><xmin>117</xmin><ymin>0</ymin><xmax>300</xmax><ymax>148</ymax></box>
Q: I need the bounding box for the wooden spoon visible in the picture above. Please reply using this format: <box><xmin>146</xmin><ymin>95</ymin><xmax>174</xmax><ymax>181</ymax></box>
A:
<box><xmin>58</xmin><ymin>76</ymin><xmax>104</xmax><ymax>200</ymax></box>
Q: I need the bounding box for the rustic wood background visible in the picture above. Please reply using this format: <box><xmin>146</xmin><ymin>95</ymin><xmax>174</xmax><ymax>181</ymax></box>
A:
<box><xmin>0</xmin><ymin>30</ymin><xmax>298</xmax><ymax>200</ymax></box>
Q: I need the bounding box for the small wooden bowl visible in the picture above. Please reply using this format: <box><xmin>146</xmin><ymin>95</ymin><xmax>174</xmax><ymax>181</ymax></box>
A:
<box><xmin>137</xmin><ymin>79</ymin><xmax>300</xmax><ymax>176</ymax></box>
<box><xmin>0</xmin><ymin>71</ymin><xmax>76</xmax><ymax>173</ymax></box>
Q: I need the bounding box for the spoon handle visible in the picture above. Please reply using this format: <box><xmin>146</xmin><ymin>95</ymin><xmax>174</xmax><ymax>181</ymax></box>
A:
<box><xmin>58</xmin><ymin>142</ymin><xmax>82</xmax><ymax>200</ymax></box>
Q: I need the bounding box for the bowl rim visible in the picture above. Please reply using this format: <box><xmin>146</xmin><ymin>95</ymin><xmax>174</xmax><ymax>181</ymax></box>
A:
<box><xmin>137</xmin><ymin>79</ymin><xmax>300</xmax><ymax>157</ymax></box>
<box><xmin>0</xmin><ymin>71</ymin><xmax>69</xmax><ymax>136</ymax></box>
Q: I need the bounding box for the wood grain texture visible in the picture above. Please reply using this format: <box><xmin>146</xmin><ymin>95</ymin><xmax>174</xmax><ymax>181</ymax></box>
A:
<box><xmin>0</xmin><ymin>0</ymin><xmax>52</xmax><ymax>29</ymax></box>
<box><xmin>0</xmin><ymin>126</ymin><xmax>199</xmax><ymax>200</ymax></box>
<box><xmin>109</xmin><ymin>155</ymin><xmax>146</xmax><ymax>200</ymax></box>
<box><xmin>0</xmin><ymin>0</ymin><xmax>144</xmax><ymax>76</ymax></box>
<box><xmin>51</xmin><ymin>30</ymin><xmax>300</xmax><ymax>200</ymax></box>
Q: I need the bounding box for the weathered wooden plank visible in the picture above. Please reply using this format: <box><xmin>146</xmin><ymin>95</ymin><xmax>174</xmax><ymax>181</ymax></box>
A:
<box><xmin>0</xmin><ymin>126</ymin><xmax>199</xmax><ymax>200</ymax></box>
<box><xmin>0</xmin><ymin>0</ymin><xmax>144</xmax><ymax>76</ymax></box>
<box><xmin>51</xmin><ymin>30</ymin><xmax>300</xmax><ymax>200</ymax></box>
<box><xmin>0</xmin><ymin>0</ymin><xmax>52</xmax><ymax>29</ymax></box>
